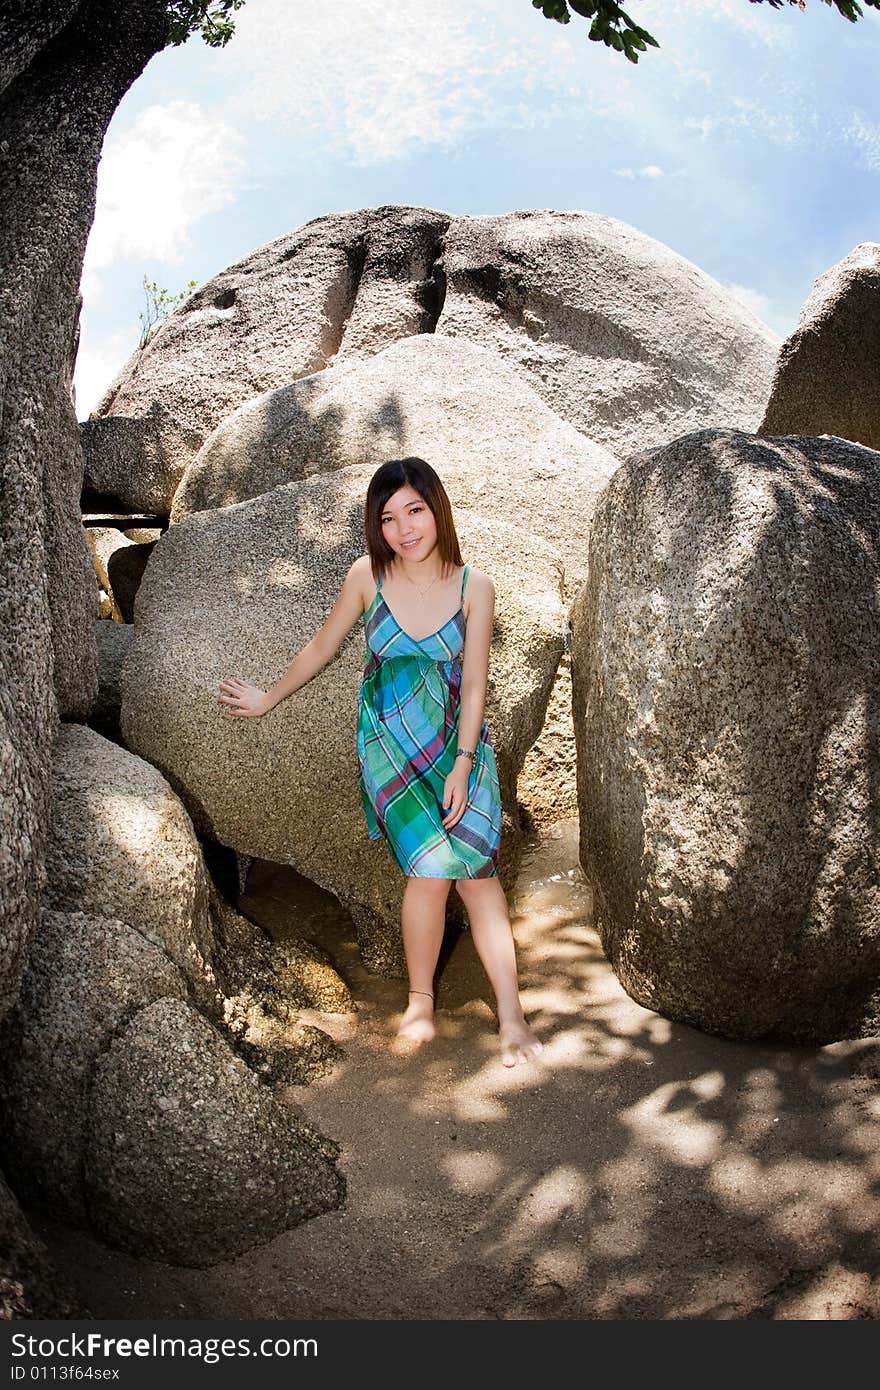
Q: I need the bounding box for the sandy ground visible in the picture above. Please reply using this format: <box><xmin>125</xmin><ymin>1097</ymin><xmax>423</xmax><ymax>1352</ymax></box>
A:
<box><xmin>29</xmin><ymin>819</ymin><xmax>880</xmax><ymax>1320</ymax></box>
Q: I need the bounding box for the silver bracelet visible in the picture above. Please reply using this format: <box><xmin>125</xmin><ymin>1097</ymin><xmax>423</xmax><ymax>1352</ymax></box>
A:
<box><xmin>456</xmin><ymin>749</ymin><xmax>476</xmax><ymax>763</ymax></box>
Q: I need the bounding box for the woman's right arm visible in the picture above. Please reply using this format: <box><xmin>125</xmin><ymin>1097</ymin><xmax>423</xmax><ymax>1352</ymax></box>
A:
<box><xmin>217</xmin><ymin>556</ymin><xmax>370</xmax><ymax>718</ymax></box>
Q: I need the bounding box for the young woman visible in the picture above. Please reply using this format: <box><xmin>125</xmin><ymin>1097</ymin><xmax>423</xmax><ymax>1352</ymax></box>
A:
<box><xmin>217</xmin><ymin>458</ymin><xmax>542</xmax><ymax>1067</ymax></box>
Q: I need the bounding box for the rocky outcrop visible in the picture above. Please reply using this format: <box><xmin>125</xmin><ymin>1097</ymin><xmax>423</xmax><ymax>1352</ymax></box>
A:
<box><xmin>86</xmin><ymin>206</ymin><xmax>451</xmax><ymax>513</ymax></box>
<box><xmin>0</xmin><ymin>908</ymin><xmax>189</xmax><ymax>1222</ymax></box>
<box><xmin>0</xmin><ymin>921</ymin><xmax>345</xmax><ymax>1267</ymax></box>
<box><xmin>0</xmin><ymin>3</ymin><xmax>348</xmax><ymax>1276</ymax></box>
<box><xmin>85</xmin><ymin>526</ymin><xmax>156</xmax><ymax>622</ymax></box>
<box><xmin>120</xmin><ymin>466</ymin><xmax>565</xmax><ymax>973</ymax></box>
<box><xmin>44</xmin><ymin>724</ymin><xmax>220</xmax><ymax>1013</ymax></box>
<box><xmin>172</xmin><ymin>333</ymin><xmax>619</xmax><ymax>598</ymax></box>
<box><xmin>437</xmin><ymin>211</ymin><xmax>778</xmax><ymax>456</ymax></box>
<box><xmin>87</xmin><ymin>206</ymin><xmax>777</xmax><ymax>514</ymax></box>
<box><xmin>0</xmin><ymin>730</ymin><xmax>348</xmax><ymax>1262</ymax></box>
<box><xmin>571</xmin><ymin>428</ymin><xmax>880</xmax><ymax>1043</ymax></box>
<box><xmin>86</xmin><ymin>997</ymin><xmax>343</xmax><ymax>1266</ymax></box>
<box><xmin>0</xmin><ymin>0</ymin><xmax>170</xmax><ymax>1026</ymax></box>
<box><xmin>759</xmin><ymin>242</ymin><xmax>880</xmax><ymax>451</ymax></box>
<box><xmin>90</xmin><ymin>617</ymin><xmax>134</xmax><ymax>741</ymax></box>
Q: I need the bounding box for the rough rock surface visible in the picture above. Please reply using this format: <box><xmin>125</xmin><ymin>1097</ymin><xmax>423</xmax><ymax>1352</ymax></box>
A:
<box><xmin>213</xmin><ymin>893</ymin><xmax>354</xmax><ymax>1017</ymax></box>
<box><xmin>0</xmin><ymin>893</ymin><xmax>345</xmax><ymax>1259</ymax></box>
<box><xmin>570</xmin><ymin>428</ymin><xmax>880</xmax><ymax>1043</ymax></box>
<box><xmin>120</xmin><ymin>467</ymin><xmax>565</xmax><ymax>973</ymax></box>
<box><xmin>44</xmin><ymin>723</ymin><xmax>220</xmax><ymax>1012</ymax></box>
<box><xmin>759</xmin><ymin>242</ymin><xmax>880</xmax><ymax>451</ymax></box>
<box><xmin>85</xmin><ymin>997</ymin><xmax>345</xmax><ymax>1266</ymax></box>
<box><xmin>517</xmin><ymin>653</ymin><xmax>578</xmax><ymax>828</ymax></box>
<box><xmin>211</xmin><ymin>891</ymin><xmax>348</xmax><ymax>1087</ymax></box>
<box><xmin>90</xmin><ymin>618</ymin><xmax>134</xmax><ymax>740</ymax></box>
<box><xmin>85</xmin><ymin>526</ymin><xmax>155</xmax><ymax>622</ymax></box>
<box><xmin>173</xmin><ymin>334</ymin><xmax>618</xmax><ymax>600</ymax></box>
<box><xmin>437</xmin><ymin>211</ymin><xmax>778</xmax><ymax>455</ymax></box>
<box><xmin>0</xmin><ymin>0</ymin><xmax>170</xmax><ymax>1026</ymax></box>
<box><xmin>0</xmin><ymin>908</ymin><xmax>187</xmax><ymax>1222</ymax></box>
<box><xmin>88</xmin><ymin>206</ymin><xmax>777</xmax><ymax>513</ymax></box>
<box><xmin>0</xmin><ymin>1169</ymin><xmax>82</xmax><ymax>1319</ymax></box>
<box><xmin>86</xmin><ymin>206</ymin><xmax>451</xmax><ymax>512</ymax></box>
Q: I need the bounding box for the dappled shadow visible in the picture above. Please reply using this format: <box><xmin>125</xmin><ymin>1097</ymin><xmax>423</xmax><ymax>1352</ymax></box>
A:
<box><xmin>177</xmin><ymin>379</ymin><xmax>418</xmax><ymax>519</ymax></box>
<box><xmin>28</xmin><ymin>820</ymin><xmax>880</xmax><ymax>1320</ymax></box>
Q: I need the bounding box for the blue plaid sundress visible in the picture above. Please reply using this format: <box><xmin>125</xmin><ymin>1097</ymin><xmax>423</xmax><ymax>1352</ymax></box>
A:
<box><xmin>357</xmin><ymin>562</ymin><xmax>502</xmax><ymax>878</ymax></box>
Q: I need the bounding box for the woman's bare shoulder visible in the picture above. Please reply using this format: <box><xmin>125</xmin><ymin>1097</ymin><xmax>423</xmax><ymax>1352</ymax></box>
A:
<box><xmin>464</xmin><ymin>564</ymin><xmax>494</xmax><ymax>591</ymax></box>
<box><xmin>463</xmin><ymin>565</ymin><xmax>494</xmax><ymax>619</ymax></box>
<box><xmin>338</xmin><ymin>554</ymin><xmax>375</xmax><ymax>614</ymax></box>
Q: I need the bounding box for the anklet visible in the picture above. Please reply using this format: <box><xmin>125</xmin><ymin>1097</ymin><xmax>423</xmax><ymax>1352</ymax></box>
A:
<box><xmin>409</xmin><ymin>989</ymin><xmax>434</xmax><ymax>999</ymax></box>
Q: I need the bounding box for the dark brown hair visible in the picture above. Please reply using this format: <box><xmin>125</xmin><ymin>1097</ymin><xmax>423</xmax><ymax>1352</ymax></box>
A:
<box><xmin>364</xmin><ymin>458</ymin><xmax>463</xmax><ymax>582</ymax></box>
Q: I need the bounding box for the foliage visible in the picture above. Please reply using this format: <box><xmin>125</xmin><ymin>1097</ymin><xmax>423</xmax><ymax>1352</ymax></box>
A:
<box><xmin>166</xmin><ymin>1</ymin><xmax>246</xmax><ymax>48</ymax></box>
<box><xmin>138</xmin><ymin>276</ymin><xmax>198</xmax><ymax>349</ymax></box>
<box><xmin>532</xmin><ymin>0</ymin><xmax>880</xmax><ymax>64</ymax></box>
<box><xmin>532</xmin><ymin>1</ymin><xmax>658</xmax><ymax>63</ymax></box>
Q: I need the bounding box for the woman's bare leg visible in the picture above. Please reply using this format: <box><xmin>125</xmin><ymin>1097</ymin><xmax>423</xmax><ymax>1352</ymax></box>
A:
<box><xmin>396</xmin><ymin>876</ymin><xmax>452</xmax><ymax>1042</ymax></box>
<box><xmin>456</xmin><ymin>878</ymin><xmax>543</xmax><ymax>1066</ymax></box>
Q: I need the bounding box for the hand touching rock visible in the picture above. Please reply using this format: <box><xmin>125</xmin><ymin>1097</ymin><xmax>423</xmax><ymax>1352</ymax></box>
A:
<box><xmin>217</xmin><ymin>677</ymin><xmax>271</xmax><ymax>718</ymax></box>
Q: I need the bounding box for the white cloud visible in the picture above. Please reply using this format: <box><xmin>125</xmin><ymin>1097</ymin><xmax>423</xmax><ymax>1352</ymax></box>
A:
<box><xmin>684</xmin><ymin>92</ymin><xmax>809</xmax><ymax>147</ymax></box>
<box><xmin>723</xmin><ymin>281</ymin><xmax>773</xmax><ymax>323</ymax></box>
<box><xmin>640</xmin><ymin>0</ymin><xmax>788</xmax><ymax>49</ymax></box>
<box><xmin>73</xmin><ymin>327</ymin><xmax>134</xmax><ymax>421</ymax></box>
<box><xmin>844</xmin><ymin>111</ymin><xmax>880</xmax><ymax>172</ymax></box>
<box><xmin>225</xmin><ymin>0</ymin><xmax>580</xmax><ymax>165</ymax></box>
<box><xmin>614</xmin><ymin>165</ymin><xmax>664</xmax><ymax>179</ymax></box>
<box><xmin>81</xmin><ymin>100</ymin><xmax>246</xmax><ymax>302</ymax></box>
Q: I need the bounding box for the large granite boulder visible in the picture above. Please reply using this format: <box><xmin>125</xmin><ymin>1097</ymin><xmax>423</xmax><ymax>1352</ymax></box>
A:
<box><xmin>0</xmin><ymin>911</ymin><xmax>345</xmax><ymax>1266</ymax></box>
<box><xmin>172</xmin><ymin>333</ymin><xmax>619</xmax><ymax>598</ymax></box>
<box><xmin>120</xmin><ymin>466</ymin><xmax>565</xmax><ymax>973</ymax></box>
<box><xmin>86</xmin><ymin>206</ymin><xmax>777</xmax><ymax>513</ymax></box>
<box><xmin>44</xmin><ymin>724</ymin><xmax>220</xmax><ymax>1012</ymax></box>
<box><xmin>760</xmin><ymin>243</ymin><xmax>880</xmax><ymax>451</ymax></box>
<box><xmin>437</xmin><ymin>210</ymin><xmax>778</xmax><ymax>456</ymax></box>
<box><xmin>85</xmin><ymin>996</ymin><xmax>344</xmax><ymax>1266</ymax></box>
<box><xmin>84</xmin><ymin>206</ymin><xmax>450</xmax><ymax>512</ymax></box>
<box><xmin>0</xmin><ymin>0</ymin><xmax>170</xmax><ymax>1032</ymax></box>
<box><xmin>0</xmin><ymin>885</ymin><xmax>346</xmax><ymax>1258</ymax></box>
<box><xmin>571</xmin><ymin>428</ymin><xmax>880</xmax><ymax>1043</ymax></box>
<box><xmin>85</xmin><ymin>526</ymin><xmax>156</xmax><ymax>622</ymax></box>
<box><xmin>0</xmin><ymin>908</ymin><xmax>188</xmax><ymax>1221</ymax></box>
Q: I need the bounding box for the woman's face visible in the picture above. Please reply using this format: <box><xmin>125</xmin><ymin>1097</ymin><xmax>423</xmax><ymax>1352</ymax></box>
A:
<box><xmin>380</xmin><ymin>484</ymin><xmax>438</xmax><ymax>560</ymax></box>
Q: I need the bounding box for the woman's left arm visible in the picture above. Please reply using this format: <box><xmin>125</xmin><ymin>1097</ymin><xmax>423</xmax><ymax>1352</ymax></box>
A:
<box><xmin>441</xmin><ymin>571</ymin><xmax>493</xmax><ymax>829</ymax></box>
<box><xmin>458</xmin><ymin>571</ymin><xmax>493</xmax><ymax>754</ymax></box>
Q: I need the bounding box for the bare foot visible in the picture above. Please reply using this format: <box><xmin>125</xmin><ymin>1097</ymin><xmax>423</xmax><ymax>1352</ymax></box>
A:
<box><xmin>396</xmin><ymin>992</ymin><xmax>435</xmax><ymax>1044</ymax></box>
<box><xmin>499</xmin><ymin>1015</ymin><xmax>543</xmax><ymax>1068</ymax></box>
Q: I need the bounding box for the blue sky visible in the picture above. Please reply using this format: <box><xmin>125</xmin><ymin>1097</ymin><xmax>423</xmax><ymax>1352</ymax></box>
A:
<box><xmin>74</xmin><ymin>0</ymin><xmax>880</xmax><ymax>418</ymax></box>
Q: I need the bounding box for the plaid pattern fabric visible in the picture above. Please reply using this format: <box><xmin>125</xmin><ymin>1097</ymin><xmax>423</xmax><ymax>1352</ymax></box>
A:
<box><xmin>357</xmin><ymin>563</ymin><xmax>502</xmax><ymax>878</ymax></box>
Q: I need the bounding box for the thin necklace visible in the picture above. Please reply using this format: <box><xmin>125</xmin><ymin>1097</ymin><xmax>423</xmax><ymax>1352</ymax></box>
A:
<box><xmin>401</xmin><ymin>564</ymin><xmax>444</xmax><ymax>600</ymax></box>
